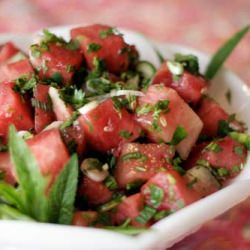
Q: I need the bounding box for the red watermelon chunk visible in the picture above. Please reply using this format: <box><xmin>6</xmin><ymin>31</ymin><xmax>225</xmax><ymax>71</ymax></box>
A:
<box><xmin>115</xmin><ymin>143</ymin><xmax>175</xmax><ymax>188</ymax></box>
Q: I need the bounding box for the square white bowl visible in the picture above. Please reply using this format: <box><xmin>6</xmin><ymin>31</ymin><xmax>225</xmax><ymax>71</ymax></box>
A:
<box><xmin>0</xmin><ymin>26</ymin><xmax>249</xmax><ymax>250</ymax></box>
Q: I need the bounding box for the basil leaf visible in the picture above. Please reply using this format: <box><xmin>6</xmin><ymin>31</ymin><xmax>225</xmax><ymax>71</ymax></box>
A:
<box><xmin>0</xmin><ymin>204</ymin><xmax>34</xmax><ymax>221</ymax></box>
<box><xmin>205</xmin><ymin>25</ymin><xmax>250</xmax><ymax>80</ymax></box>
<box><xmin>0</xmin><ymin>182</ymin><xmax>23</xmax><ymax>210</ymax></box>
<box><xmin>48</xmin><ymin>154</ymin><xmax>78</xmax><ymax>225</ymax></box>
<box><xmin>9</xmin><ymin>125</ymin><xmax>48</xmax><ymax>222</ymax></box>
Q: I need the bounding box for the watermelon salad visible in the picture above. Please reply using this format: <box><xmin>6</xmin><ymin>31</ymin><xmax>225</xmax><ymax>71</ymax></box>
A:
<box><xmin>0</xmin><ymin>24</ymin><xmax>249</xmax><ymax>234</ymax></box>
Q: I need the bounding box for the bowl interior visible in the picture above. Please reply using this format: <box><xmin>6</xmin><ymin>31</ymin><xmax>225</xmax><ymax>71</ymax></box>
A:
<box><xmin>0</xmin><ymin>26</ymin><xmax>249</xmax><ymax>250</ymax></box>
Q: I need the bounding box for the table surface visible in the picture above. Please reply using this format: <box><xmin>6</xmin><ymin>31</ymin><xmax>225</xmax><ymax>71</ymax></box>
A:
<box><xmin>1</xmin><ymin>0</ymin><xmax>250</xmax><ymax>248</ymax></box>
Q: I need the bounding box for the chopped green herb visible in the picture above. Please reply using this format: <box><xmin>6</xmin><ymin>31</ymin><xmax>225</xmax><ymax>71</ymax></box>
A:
<box><xmin>174</xmin><ymin>53</ymin><xmax>199</xmax><ymax>75</ymax></box>
<box><xmin>154</xmin><ymin>210</ymin><xmax>171</xmax><ymax>221</ymax></box>
<box><xmin>14</xmin><ymin>75</ymin><xmax>37</xmax><ymax>94</ymax></box>
<box><xmin>111</xmin><ymin>97</ymin><xmax>128</xmax><ymax>111</ymax></box>
<box><xmin>31</xmin><ymin>98</ymin><xmax>52</xmax><ymax>111</ymax></box>
<box><xmin>205</xmin><ymin>142</ymin><xmax>222</xmax><ymax>153</ymax></box>
<box><xmin>152</xmin><ymin>100</ymin><xmax>170</xmax><ymax>131</ymax></box>
<box><xmin>234</xmin><ymin>146</ymin><xmax>244</xmax><ymax>156</ymax></box>
<box><xmin>104</xmin><ymin>176</ymin><xmax>118</xmax><ymax>191</ymax></box>
<box><xmin>99</xmin><ymin>28</ymin><xmax>115</xmax><ymax>39</ymax></box>
<box><xmin>136</xmin><ymin>206</ymin><xmax>156</xmax><ymax>224</ymax></box>
<box><xmin>51</xmin><ymin>72</ymin><xmax>62</xmax><ymax>84</ymax></box>
<box><xmin>98</xmin><ymin>196</ymin><xmax>123</xmax><ymax>212</ymax></box>
<box><xmin>205</xmin><ymin>25</ymin><xmax>250</xmax><ymax>80</ymax></box>
<box><xmin>196</xmin><ymin>159</ymin><xmax>210</xmax><ymax>168</ymax></box>
<box><xmin>119</xmin><ymin>130</ymin><xmax>132</xmax><ymax>139</ymax></box>
<box><xmin>232</xmin><ymin>165</ymin><xmax>241</xmax><ymax>173</ymax></box>
<box><xmin>218</xmin><ymin>120</ymin><xmax>233</xmax><ymax>137</ymax></box>
<box><xmin>42</xmin><ymin>29</ymin><xmax>65</xmax><ymax>44</ymax></box>
<box><xmin>149</xmin><ymin>184</ymin><xmax>164</xmax><ymax>209</ymax></box>
<box><xmin>172</xmin><ymin>157</ymin><xmax>186</xmax><ymax>175</ymax></box>
<box><xmin>66</xmin><ymin>39</ymin><xmax>80</xmax><ymax>50</ymax></box>
<box><xmin>59</xmin><ymin>86</ymin><xmax>87</xmax><ymax>108</ymax></box>
<box><xmin>30</xmin><ymin>44</ymin><xmax>42</xmax><ymax>58</ymax></box>
<box><xmin>65</xmin><ymin>64</ymin><xmax>74</xmax><ymax>73</ymax></box>
<box><xmin>126</xmin><ymin>180</ymin><xmax>144</xmax><ymax>191</ymax></box>
<box><xmin>87</xmin><ymin>43</ymin><xmax>102</xmax><ymax>53</ymax></box>
<box><xmin>122</xmin><ymin>152</ymin><xmax>147</xmax><ymax>162</ymax></box>
<box><xmin>105</xmin><ymin>224</ymin><xmax>147</xmax><ymax>235</ymax></box>
<box><xmin>170</xmin><ymin>126</ymin><xmax>187</xmax><ymax>145</ymax></box>
<box><xmin>59</xmin><ymin>111</ymin><xmax>80</xmax><ymax>130</ymax></box>
<box><xmin>216</xmin><ymin>168</ymin><xmax>230</xmax><ymax>177</ymax></box>
<box><xmin>136</xmin><ymin>104</ymin><xmax>153</xmax><ymax>115</ymax></box>
<box><xmin>229</xmin><ymin>132</ymin><xmax>250</xmax><ymax>150</ymax></box>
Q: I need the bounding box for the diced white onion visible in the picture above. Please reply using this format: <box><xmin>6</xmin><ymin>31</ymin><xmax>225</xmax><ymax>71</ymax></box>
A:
<box><xmin>81</xmin><ymin>161</ymin><xmax>109</xmax><ymax>182</ymax></box>
<box><xmin>17</xmin><ymin>131</ymin><xmax>33</xmax><ymax>140</ymax></box>
<box><xmin>78</xmin><ymin>100</ymin><xmax>99</xmax><ymax>115</ymax></box>
<box><xmin>167</xmin><ymin>61</ymin><xmax>184</xmax><ymax>76</ymax></box>
<box><xmin>43</xmin><ymin>121</ymin><xmax>63</xmax><ymax>131</ymax></box>
<box><xmin>88</xmin><ymin>89</ymin><xmax>144</xmax><ymax>102</ymax></box>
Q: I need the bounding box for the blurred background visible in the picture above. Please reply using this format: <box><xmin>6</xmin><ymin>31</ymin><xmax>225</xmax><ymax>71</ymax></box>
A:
<box><xmin>0</xmin><ymin>0</ymin><xmax>249</xmax><ymax>84</ymax></box>
<box><xmin>1</xmin><ymin>0</ymin><xmax>249</xmax><ymax>248</ymax></box>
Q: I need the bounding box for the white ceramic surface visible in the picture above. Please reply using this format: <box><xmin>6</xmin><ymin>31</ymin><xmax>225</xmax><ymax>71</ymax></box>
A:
<box><xmin>0</xmin><ymin>26</ymin><xmax>249</xmax><ymax>250</ymax></box>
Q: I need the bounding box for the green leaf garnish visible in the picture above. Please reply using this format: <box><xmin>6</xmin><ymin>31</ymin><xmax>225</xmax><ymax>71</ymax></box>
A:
<box><xmin>205</xmin><ymin>25</ymin><xmax>250</xmax><ymax>80</ymax></box>
<box><xmin>0</xmin><ymin>204</ymin><xmax>34</xmax><ymax>221</ymax></box>
<box><xmin>0</xmin><ymin>182</ymin><xmax>23</xmax><ymax>209</ymax></box>
<box><xmin>48</xmin><ymin>154</ymin><xmax>78</xmax><ymax>224</ymax></box>
<box><xmin>9</xmin><ymin>125</ymin><xmax>48</xmax><ymax>222</ymax></box>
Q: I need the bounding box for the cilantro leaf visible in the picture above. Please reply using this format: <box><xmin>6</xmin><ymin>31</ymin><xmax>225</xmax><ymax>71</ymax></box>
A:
<box><xmin>205</xmin><ymin>25</ymin><xmax>250</xmax><ymax>80</ymax></box>
<box><xmin>48</xmin><ymin>154</ymin><xmax>78</xmax><ymax>224</ymax></box>
<box><xmin>9</xmin><ymin>125</ymin><xmax>48</xmax><ymax>222</ymax></box>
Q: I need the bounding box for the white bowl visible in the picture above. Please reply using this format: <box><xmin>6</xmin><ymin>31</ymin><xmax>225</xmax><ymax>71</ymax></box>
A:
<box><xmin>0</xmin><ymin>26</ymin><xmax>249</xmax><ymax>250</ymax></box>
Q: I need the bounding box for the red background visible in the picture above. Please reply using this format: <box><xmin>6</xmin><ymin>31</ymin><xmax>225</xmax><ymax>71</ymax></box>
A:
<box><xmin>1</xmin><ymin>0</ymin><xmax>249</xmax><ymax>248</ymax></box>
